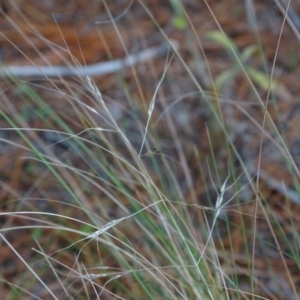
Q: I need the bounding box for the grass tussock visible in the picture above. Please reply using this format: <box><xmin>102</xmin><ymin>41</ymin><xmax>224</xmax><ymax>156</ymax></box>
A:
<box><xmin>0</xmin><ymin>1</ymin><xmax>300</xmax><ymax>299</ymax></box>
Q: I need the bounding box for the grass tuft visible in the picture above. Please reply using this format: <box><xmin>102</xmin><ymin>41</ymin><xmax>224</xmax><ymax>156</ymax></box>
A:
<box><xmin>0</xmin><ymin>1</ymin><xmax>299</xmax><ymax>299</ymax></box>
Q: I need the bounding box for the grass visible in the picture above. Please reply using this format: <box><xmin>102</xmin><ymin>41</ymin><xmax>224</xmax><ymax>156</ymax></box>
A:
<box><xmin>0</xmin><ymin>0</ymin><xmax>300</xmax><ymax>299</ymax></box>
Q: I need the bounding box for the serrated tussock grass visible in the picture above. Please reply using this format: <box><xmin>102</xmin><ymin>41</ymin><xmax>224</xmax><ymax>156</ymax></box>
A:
<box><xmin>0</xmin><ymin>1</ymin><xmax>299</xmax><ymax>299</ymax></box>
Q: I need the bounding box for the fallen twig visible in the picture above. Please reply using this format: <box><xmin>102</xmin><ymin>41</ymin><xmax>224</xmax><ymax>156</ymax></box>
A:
<box><xmin>0</xmin><ymin>42</ymin><xmax>177</xmax><ymax>78</ymax></box>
